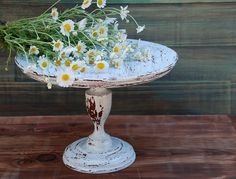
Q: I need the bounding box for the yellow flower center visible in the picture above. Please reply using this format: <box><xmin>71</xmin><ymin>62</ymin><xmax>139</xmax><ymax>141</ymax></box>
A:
<box><xmin>42</xmin><ymin>61</ymin><xmax>48</xmax><ymax>68</ymax></box>
<box><xmin>64</xmin><ymin>23</ymin><xmax>72</xmax><ymax>32</ymax></box>
<box><xmin>61</xmin><ymin>52</ymin><xmax>66</xmax><ymax>58</ymax></box>
<box><xmin>55</xmin><ymin>42</ymin><xmax>61</xmax><ymax>48</ymax></box>
<box><xmin>115</xmin><ymin>62</ymin><xmax>121</xmax><ymax>68</ymax></box>
<box><xmin>76</xmin><ymin>45</ymin><xmax>81</xmax><ymax>52</ymax></box>
<box><xmin>80</xmin><ymin>67</ymin><xmax>86</xmax><ymax>73</ymax></box>
<box><xmin>31</xmin><ymin>47</ymin><xmax>36</xmax><ymax>53</ymax></box>
<box><xmin>72</xmin><ymin>64</ymin><xmax>79</xmax><ymax>71</ymax></box>
<box><xmin>83</xmin><ymin>0</ymin><xmax>90</xmax><ymax>5</ymax></box>
<box><xmin>98</xmin><ymin>0</ymin><xmax>103</xmax><ymax>6</ymax></box>
<box><xmin>52</xmin><ymin>11</ymin><xmax>57</xmax><ymax>17</ymax></box>
<box><xmin>65</xmin><ymin>60</ymin><xmax>71</xmax><ymax>67</ymax></box>
<box><xmin>88</xmin><ymin>51</ymin><xmax>95</xmax><ymax>58</ymax></box>
<box><xmin>97</xmin><ymin>63</ymin><xmax>105</xmax><ymax>70</ymax></box>
<box><xmin>62</xmin><ymin>74</ymin><xmax>70</xmax><ymax>81</ymax></box>
<box><xmin>89</xmin><ymin>59</ymin><xmax>94</xmax><ymax>64</ymax></box>
<box><xmin>55</xmin><ymin>60</ymin><xmax>61</xmax><ymax>66</ymax></box>
<box><xmin>114</xmin><ymin>47</ymin><xmax>119</xmax><ymax>53</ymax></box>
<box><xmin>92</xmin><ymin>31</ymin><xmax>98</xmax><ymax>38</ymax></box>
<box><xmin>100</xmin><ymin>27</ymin><xmax>105</xmax><ymax>34</ymax></box>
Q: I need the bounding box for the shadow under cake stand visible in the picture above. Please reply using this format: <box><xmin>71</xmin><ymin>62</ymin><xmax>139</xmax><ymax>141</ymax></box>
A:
<box><xmin>15</xmin><ymin>40</ymin><xmax>178</xmax><ymax>174</ymax></box>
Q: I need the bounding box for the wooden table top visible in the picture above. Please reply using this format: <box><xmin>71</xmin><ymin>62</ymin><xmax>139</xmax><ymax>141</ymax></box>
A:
<box><xmin>0</xmin><ymin>115</ymin><xmax>236</xmax><ymax>179</ymax></box>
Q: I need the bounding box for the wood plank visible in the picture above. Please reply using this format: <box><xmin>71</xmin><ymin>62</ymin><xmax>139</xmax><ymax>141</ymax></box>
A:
<box><xmin>0</xmin><ymin>115</ymin><xmax>236</xmax><ymax>178</ymax></box>
<box><xmin>126</xmin><ymin>3</ymin><xmax>236</xmax><ymax>47</ymax></box>
<box><xmin>162</xmin><ymin>46</ymin><xmax>236</xmax><ymax>82</ymax></box>
<box><xmin>0</xmin><ymin>3</ymin><xmax>235</xmax><ymax>46</ymax></box>
<box><xmin>113</xmin><ymin>81</ymin><xmax>231</xmax><ymax>115</ymax></box>
<box><xmin>0</xmin><ymin>81</ymin><xmax>230</xmax><ymax>116</ymax></box>
<box><xmin>0</xmin><ymin>50</ymin><xmax>15</xmax><ymax>82</ymax></box>
<box><xmin>230</xmin><ymin>83</ymin><xmax>236</xmax><ymax>115</ymax></box>
<box><xmin>0</xmin><ymin>2</ymin><xmax>235</xmax><ymax>116</ymax></box>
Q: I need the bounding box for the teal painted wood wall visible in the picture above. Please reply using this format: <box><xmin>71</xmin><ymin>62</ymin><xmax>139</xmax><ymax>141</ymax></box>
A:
<box><xmin>0</xmin><ymin>0</ymin><xmax>235</xmax><ymax>115</ymax></box>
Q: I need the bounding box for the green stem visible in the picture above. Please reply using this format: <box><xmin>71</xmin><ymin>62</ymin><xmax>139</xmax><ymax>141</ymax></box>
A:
<box><xmin>5</xmin><ymin>47</ymin><xmax>12</xmax><ymax>71</ymax></box>
<box><xmin>42</xmin><ymin>0</ymin><xmax>62</xmax><ymax>15</ymax></box>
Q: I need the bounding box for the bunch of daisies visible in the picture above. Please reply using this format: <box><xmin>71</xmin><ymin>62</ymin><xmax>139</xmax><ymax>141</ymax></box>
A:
<box><xmin>0</xmin><ymin>0</ymin><xmax>152</xmax><ymax>88</ymax></box>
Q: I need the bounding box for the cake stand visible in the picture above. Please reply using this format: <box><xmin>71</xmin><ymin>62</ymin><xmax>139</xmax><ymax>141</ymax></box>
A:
<box><xmin>15</xmin><ymin>39</ymin><xmax>178</xmax><ymax>174</ymax></box>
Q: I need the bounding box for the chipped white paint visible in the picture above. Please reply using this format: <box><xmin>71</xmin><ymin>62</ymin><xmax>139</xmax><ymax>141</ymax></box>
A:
<box><xmin>15</xmin><ymin>40</ymin><xmax>178</xmax><ymax>174</ymax></box>
<box><xmin>15</xmin><ymin>39</ymin><xmax>178</xmax><ymax>89</ymax></box>
<box><xmin>63</xmin><ymin>88</ymin><xmax>136</xmax><ymax>173</ymax></box>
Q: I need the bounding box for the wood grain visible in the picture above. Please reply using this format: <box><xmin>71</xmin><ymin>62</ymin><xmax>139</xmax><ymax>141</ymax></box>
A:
<box><xmin>1</xmin><ymin>3</ymin><xmax>235</xmax><ymax>47</ymax></box>
<box><xmin>230</xmin><ymin>83</ymin><xmax>236</xmax><ymax>115</ymax></box>
<box><xmin>0</xmin><ymin>1</ymin><xmax>235</xmax><ymax>115</ymax></box>
<box><xmin>0</xmin><ymin>81</ymin><xmax>230</xmax><ymax>116</ymax></box>
<box><xmin>0</xmin><ymin>115</ymin><xmax>236</xmax><ymax>178</ymax></box>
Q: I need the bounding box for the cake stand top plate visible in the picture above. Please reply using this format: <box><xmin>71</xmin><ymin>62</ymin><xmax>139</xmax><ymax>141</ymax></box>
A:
<box><xmin>15</xmin><ymin>39</ymin><xmax>178</xmax><ymax>89</ymax></box>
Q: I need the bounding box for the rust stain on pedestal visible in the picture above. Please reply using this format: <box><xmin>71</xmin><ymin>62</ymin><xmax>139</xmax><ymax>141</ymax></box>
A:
<box><xmin>86</xmin><ymin>96</ymin><xmax>104</xmax><ymax>130</ymax></box>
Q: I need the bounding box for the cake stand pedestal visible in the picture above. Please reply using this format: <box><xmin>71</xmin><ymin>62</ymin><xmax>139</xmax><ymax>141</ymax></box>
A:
<box><xmin>63</xmin><ymin>88</ymin><xmax>136</xmax><ymax>174</ymax></box>
<box><xmin>15</xmin><ymin>39</ymin><xmax>178</xmax><ymax>174</ymax></box>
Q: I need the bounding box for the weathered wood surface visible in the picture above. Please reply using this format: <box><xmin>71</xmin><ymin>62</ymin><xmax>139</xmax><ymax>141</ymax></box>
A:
<box><xmin>1</xmin><ymin>3</ymin><xmax>236</xmax><ymax>47</ymax></box>
<box><xmin>0</xmin><ymin>81</ymin><xmax>230</xmax><ymax>116</ymax></box>
<box><xmin>0</xmin><ymin>115</ymin><xmax>236</xmax><ymax>178</ymax></box>
<box><xmin>0</xmin><ymin>1</ymin><xmax>235</xmax><ymax>115</ymax></box>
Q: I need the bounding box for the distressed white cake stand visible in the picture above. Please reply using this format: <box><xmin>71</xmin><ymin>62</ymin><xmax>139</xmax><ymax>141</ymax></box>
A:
<box><xmin>15</xmin><ymin>39</ymin><xmax>178</xmax><ymax>174</ymax></box>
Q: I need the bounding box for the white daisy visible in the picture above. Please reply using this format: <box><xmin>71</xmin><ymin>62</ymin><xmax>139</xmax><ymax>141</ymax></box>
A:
<box><xmin>77</xmin><ymin>18</ymin><xmax>87</xmax><ymax>31</ymax></box>
<box><xmin>98</xmin><ymin>25</ymin><xmax>108</xmax><ymax>38</ymax></box>
<box><xmin>71</xmin><ymin>60</ymin><xmax>86</xmax><ymax>72</ymax></box>
<box><xmin>104</xmin><ymin>17</ymin><xmax>117</xmax><ymax>25</ymax></box>
<box><xmin>91</xmin><ymin>30</ymin><xmax>99</xmax><ymax>39</ymax></box>
<box><xmin>64</xmin><ymin>57</ymin><xmax>74</xmax><ymax>67</ymax></box>
<box><xmin>97</xmin><ymin>0</ymin><xmax>106</xmax><ymax>8</ymax></box>
<box><xmin>59</xmin><ymin>47</ymin><xmax>74</xmax><ymax>59</ymax></box>
<box><xmin>117</xmin><ymin>31</ymin><xmax>127</xmax><ymax>42</ymax></box>
<box><xmin>51</xmin><ymin>8</ymin><xmax>59</xmax><ymax>21</ymax></box>
<box><xmin>54</xmin><ymin>59</ymin><xmax>62</xmax><ymax>67</ymax></box>
<box><xmin>60</xmin><ymin>19</ymin><xmax>75</xmax><ymax>36</ymax></box>
<box><xmin>74</xmin><ymin>41</ymin><xmax>86</xmax><ymax>54</ymax></box>
<box><xmin>80</xmin><ymin>65</ymin><xmax>89</xmax><ymax>73</ymax></box>
<box><xmin>112</xmin><ymin>58</ymin><xmax>123</xmax><ymax>68</ymax></box>
<box><xmin>53</xmin><ymin>40</ymin><xmax>64</xmax><ymax>52</ymax></box>
<box><xmin>86</xmin><ymin>49</ymin><xmax>96</xmax><ymax>64</ymax></box>
<box><xmin>82</xmin><ymin>0</ymin><xmax>92</xmax><ymax>9</ymax></box>
<box><xmin>29</xmin><ymin>46</ymin><xmax>39</xmax><ymax>55</ymax></box>
<box><xmin>56</xmin><ymin>70</ymin><xmax>75</xmax><ymax>88</ymax></box>
<box><xmin>70</xmin><ymin>61</ymin><xmax>80</xmax><ymax>72</ymax></box>
<box><xmin>136</xmin><ymin>25</ymin><xmax>145</xmax><ymax>34</ymax></box>
<box><xmin>94</xmin><ymin>61</ymin><xmax>109</xmax><ymax>73</ymax></box>
<box><xmin>38</xmin><ymin>56</ymin><xmax>49</xmax><ymax>70</ymax></box>
<box><xmin>120</xmin><ymin>6</ymin><xmax>129</xmax><ymax>20</ymax></box>
<box><xmin>113</xmin><ymin>44</ymin><xmax>122</xmax><ymax>54</ymax></box>
<box><xmin>59</xmin><ymin>51</ymin><xmax>66</xmax><ymax>59</ymax></box>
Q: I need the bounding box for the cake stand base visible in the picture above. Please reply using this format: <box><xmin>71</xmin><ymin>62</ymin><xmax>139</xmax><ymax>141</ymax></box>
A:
<box><xmin>62</xmin><ymin>88</ymin><xmax>136</xmax><ymax>174</ymax></box>
<box><xmin>63</xmin><ymin>137</ymin><xmax>136</xmax><ymax>174</ymax></box>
